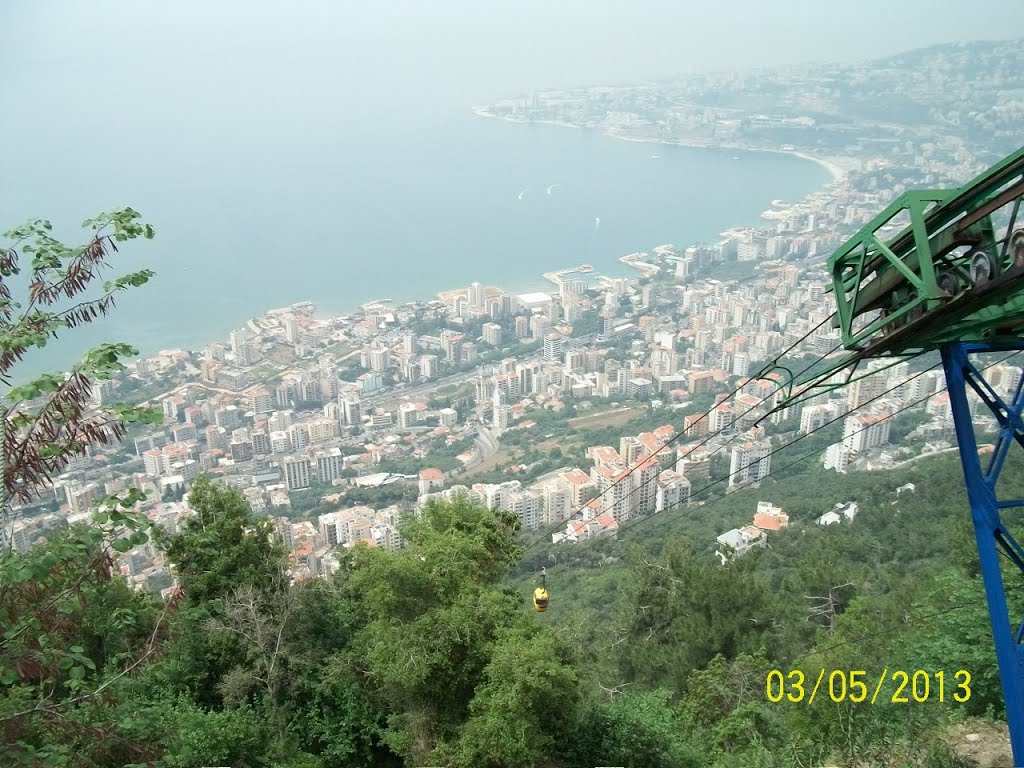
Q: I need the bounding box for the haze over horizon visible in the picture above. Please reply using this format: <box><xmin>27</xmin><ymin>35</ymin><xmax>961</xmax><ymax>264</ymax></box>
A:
<box><xmin>0</xmin><ymin>1</ymin><xmax>1020</xmax><ymax>377</ymax></box>
<box><xmin>2</xmin><ymin>1</ymin><xmax>1022</xmax><ymax>99</ymax></box>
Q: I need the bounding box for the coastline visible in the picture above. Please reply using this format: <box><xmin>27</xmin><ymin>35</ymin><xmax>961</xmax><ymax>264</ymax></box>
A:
<box><xmin>158</xmin><ymin>110</ymin><xmax>840</xmax><ymax>363</ymax></box>
<box><xmin>44</xmin><ymin>109</ymin><xmax>833</xmax><ymax>378</ymax></box>
<box><xmin>610</xmin><ymin>131</ymin><xmax>848</xmax><ymax>185</ymax></box>
<box><xmin>471</xmin><ymin>106</ymin><xmax>849</xmax><ymax>185</ymax></box>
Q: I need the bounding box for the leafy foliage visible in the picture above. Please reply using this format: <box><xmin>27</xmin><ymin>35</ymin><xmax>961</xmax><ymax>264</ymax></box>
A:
<box><xmin>161</xmin><ymin>475</ymin><xmax>286</xmax><ymax>606</ymax></box>
<box><xmin>1</xmin><ymin>209</ymin><xmax>160</xmax><ymax>544</ymax></box>
<box><xmin>0</xmin><ymin>493</ymin><xmax>167</xmax><ymax>766</ymax></box>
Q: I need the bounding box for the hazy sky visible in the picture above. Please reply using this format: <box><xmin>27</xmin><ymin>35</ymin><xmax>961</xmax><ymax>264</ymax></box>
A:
<box><xmin>2</xmin><ymin>1</ymin><xmax>1021</xmax><ymax>105</ymax></box>
<box><xmin>0</xmin><ymin>0</ymin><xmax>1020</xmax><ymax>376</ymax></box>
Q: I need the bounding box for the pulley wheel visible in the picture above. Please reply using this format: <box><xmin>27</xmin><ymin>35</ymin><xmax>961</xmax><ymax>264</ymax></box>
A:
<box><xmin>967</xmin><ymin>249</ymin><xmax>998</xmax><ymax>286</ymax></box>
<box><xmin>1010</xmin><ymin>229</ymin><xmax>1024</xmax><ymax>267</ymax></box>
<box><xmin>937</xmin><ymin>270</ymin><xmax>961</xmax><ymax>297</ymax></box>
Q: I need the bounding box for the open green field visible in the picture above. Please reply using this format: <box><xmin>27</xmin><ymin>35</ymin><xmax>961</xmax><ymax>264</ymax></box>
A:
<box><xmin>567</xmin><ymin>406</ymin><xmax>642</xmax><ymax>431</ymax></box>
<box><xmin>462</xmin><ymin>447</ymin><xmax>517</xmax><ymax>478</ymax></box>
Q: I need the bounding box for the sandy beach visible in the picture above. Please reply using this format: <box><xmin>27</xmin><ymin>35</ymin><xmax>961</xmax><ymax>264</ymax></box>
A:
<box><xmin>472</xmin><ymin>107</ymin><xmax>850</xmax><ymax>186</ymax></box>
<box><xmin>609</xmin><ymin>131</ymin><xmax>848</xmax><ymax>185</ymax></box>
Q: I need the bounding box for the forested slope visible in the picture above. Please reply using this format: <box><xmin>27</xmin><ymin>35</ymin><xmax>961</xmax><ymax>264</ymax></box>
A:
<box><xmin>511</xmin><ymin>450</ymin><xmax>1022</xmax><ymax>766</ymax></box>
<box><xmin>3</xmin><ymin>450</ymin><xmax>1018</xmax><ymax>766</ymax></box>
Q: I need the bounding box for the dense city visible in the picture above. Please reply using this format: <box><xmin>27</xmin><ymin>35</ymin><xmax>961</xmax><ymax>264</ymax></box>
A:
<box><xmin>5</xmin><ymin>13</ymin><xmax>1024</xmax><ymax>764</ymax></box>
<box><xmin>10</xmin><ymin>39</ymin><xmax>1023</xmax><ymax>598</ymax></box>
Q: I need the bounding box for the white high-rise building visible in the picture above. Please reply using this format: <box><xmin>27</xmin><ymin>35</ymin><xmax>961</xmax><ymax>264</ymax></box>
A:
<box><xmin>268</xmin><ymin>409</ymin><xmax>293</xmax><ymax>433</ymax></box>
<box><xmin>656</xmin><ymin>469</ymin><xmax>691</xmax><ymax>513</ymax></box>
<box><xmin>732</xmin><ymin>352</ymin><xmax>750</xmax><ymax>377</ymax></box>
<box><xmin>991</xmin><ymin>365</ymin><xmax>1023</xmax><ymax>400</ymax></box>
<box><xmin>287</xmin><ymin>422</ymin><xmax>309</xmax><ymax>451</ymax></box>
<box><xmin>307</xmin><ymin>417</ymin><xmax>338</xmax><ymax>444</ymax></box>
<box><xmin>632</xmin><ymin>456</ymin><xmax>661</xmax><ymax>517</ymax></box>
<box><xmin>368</xmin><ymin>346</ymin><xmax>391</xmax><ymax>372</ymax></box>
<box><xmin>729</xmin><ymin>441</ymin><xmax>771</xmax><ymax>488</ymax></box>
<box><xmin>420</xmin><ymin>354</ymin><xmax>438</xmax><ymax>379</ymax></box>
<box><xmin>492</xmin><ymin>388</ymin><xmax>512</xmax><ymax>431</ymax></box>
<box><xmin>482</xmin><ymin>322</ymin><xmax>502</xmax><ymax>346</ymax></box>
<box><xmin>230</xmin><ymin>328</ymin><xmax>252</xmax><ymax>366</ymax></box>
<box><xmin>559</xmin><ymin>279</ymin><xmax>585</xmax><ymax>302</ymax></box>
<box><xmin>283</xmin><ymin>455</ymin><xmax>311</xmax><ymax>490</ymax></box>
<box><xmin>541</xmin><ymin>483</ymin><xmax>572</xmax><ymax>526</ymax></box>
<box><xmin>323</xmin><ymin>401</ymin><xmax>341</xmax><ymax>425</ymax></box>
<box><xmin>315</xmin><ymin>448</ymin><xmax>344</xmax><ymax>484</ymax></box>
<box><xmin>341</xmin><ymin>395</ymin><xmax>362</xmax><ymax>427</ymax></box>
<box><xmin>591</xmin><ymin>463</ymin><xmax>632</xmax><ymax>522</ymax></box>
<box><xmin>800</xmin><ymin>402</ymin><xmax>841</xmax><ymax>434</ymax></box>
<box><xmin>283</xmin><ymin>314</ymin><xmax>300</xmax><ymax>344</ymax></box>
<box><xmin>843</xmin><ymin>412</ymin><xmax>891</xmax><ymax>454</ymax></box>
<box><xmin>318</xmin><ymin>511</ymin><xmax>342</xmax><ymax>548</ymax></box>
<box><xmin>543</xmin><ymin>333</ymin><xmax>564</xmax><ymax>361</ymax></box>
<box><xmin>89</xmin><ymin>379</ymin><xmax>116</xmax><ymax>408</ymax></box>
<box><xmin>275</xmin><ymin>380</ymin><xmax>297</xmax><ymax>408</ymax></box>
<box><xmin>270</xmin><ymin>430</ymin><xmax>291</xmax><ymax>454</ymax></box>
<box><xmin>709</xmin><ymin>402</ymin><xmax>735</xmax><ymax>434</ymax></box>
<box><xmin>824</xmin><ymin>443</ymin><xmax>851</xmax><ymax>472</ymax></box>
<box><xmin>508</xmin><ymin>489</ymin><xmax>542</xmax><ymax>531</ymax></box>
<box><xmin>469</xmin><ymin>282</ymin><xmax>485</xmax><ymax>311</ymax></box>
<box><xmin>398</xmin><ymin>402</ymin><xmax>420</xmax><ymax>428</ymax></box>
<box><xmin>229</xmin><ymin>328</ymin><xmax>247</xmax><ymax>355</ymax></box>
<box><xmin>402</xmin><ymin>332</ymin><xmax>418</xmax><ymax>356</ymax></box>
<box><xmin>250</xmin><ymin>388</ymin><xmax>273</xmax><ymax>414</ymax></box>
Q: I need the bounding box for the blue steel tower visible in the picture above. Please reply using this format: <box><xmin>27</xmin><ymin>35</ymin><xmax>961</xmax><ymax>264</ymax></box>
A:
<box><xmin>772</xmin><ymin>148</ymin><xmax>1024</xmax><ymax>763</ymax></box>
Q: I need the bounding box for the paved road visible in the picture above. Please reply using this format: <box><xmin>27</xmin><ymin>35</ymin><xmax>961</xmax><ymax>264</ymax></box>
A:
<box><xmin>882</xmin><ymin>444</ymin><xmax>958</xmax><ymax>469</ymax></box>
<box><xmin>475</xmin><ymin>426</ymin><xmax>499</xmax><ymax>460</ymax></box>
<box><xmin>362</xmin><ymin>370</ymin><xmax>480</xmax><ymax>407</ymax></box>
<box><xmin>148</xmin><ymin>334</ymin><xmax>596</xmax><ymax>412</ymax></box>
<box><xmin>460</xmin><ymin>425</ymin><xmax>500</xmax><ymax>470</ymax></box>
<box><xmin>362</xmin><ymin>334</ymin><xmax>596</xmax><ymax>408</ymax></box>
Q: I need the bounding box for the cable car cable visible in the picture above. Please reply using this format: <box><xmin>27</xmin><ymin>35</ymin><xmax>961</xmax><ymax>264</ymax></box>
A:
<box><xmin>538</xmin><ymin>351</ymin><xmax>1021</xmax><ymax>563</ymax></box>
<box><xmin>562</xmin><ymin>361</ymin><xmax>946</xmax><ymax>555</ymax></box>
<box><xmin>519</xmin><ymin>316</ymin><xmax>840</xmax><ymax>549</ymax></box>
<box><xmin>527</xmin><ymin>339</ymin><xmax>851</xmax><ymax>546</ymax></box>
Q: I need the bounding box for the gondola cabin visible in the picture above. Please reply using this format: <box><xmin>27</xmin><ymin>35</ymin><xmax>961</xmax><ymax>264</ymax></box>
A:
<box><xmin>533</xmin><ymin>586</ymin><xmax>549</xmax><ymax>613</ymax></box>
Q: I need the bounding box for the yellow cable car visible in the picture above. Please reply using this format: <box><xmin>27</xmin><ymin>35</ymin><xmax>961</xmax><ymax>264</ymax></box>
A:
<box><xmin>533</xmin><ymin>567</ymin><xmax>549</xmax><ymax>612</ymax></box>
<box><xmin>533</xmin><ymin>586</ymin><xmax>549</xmax><ymax>612</ymax></box>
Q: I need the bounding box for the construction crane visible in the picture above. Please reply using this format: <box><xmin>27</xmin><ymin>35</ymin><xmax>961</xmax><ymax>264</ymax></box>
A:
<box><xmin>774</xmin><ymin>146</ymin><xmax>1024</xmax><ymax>761</ymax></box>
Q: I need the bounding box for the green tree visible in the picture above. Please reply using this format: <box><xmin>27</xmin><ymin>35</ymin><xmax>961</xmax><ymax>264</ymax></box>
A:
<box><xmin>0</xmin><ymin>494</ymin><xmax>166</xmax><ymax>766</ymax></box>
<box><xmin>154</xmin><ymin>477</ymin><xmax>289</xmax><ymax>717</ymax></box>
<box><xmin>342</xmin><ymin>496</ymin><xmax>527</xmax><ymax>763</ymax></box>
<box><xmin>676</xmin><ymin>652</ymin><xmax>790</xmax><ymax>762</ymax></box>
<box><xmin>618</xmin><ymin>541</ymin><xmax>781</xmax><ymax>695</ymax></box>
<box><xmin>161</xmin><ymin>475</ymin><xmax>286</xmax><ymax>606</ymax></box>
<box><xmin>452</xmin><ymin>626</ymin><xmax>580</xmax><ymax>768</ymax></box>
<box><xmin>572</xmin><ymin>689</ymin><xmax>704</xmax><ymax>768</ymax></box>
<box><xmin>894</xmin><ymin>568</ymin><xmax>1003</xmax><ymax>717</ymax></box>
<box><xmin>0</xmin><ymin>211</ymin><xmax>166</xmax><ymax>765</ymax></box>
<box><xmin>285</xmin><ymin>582</ymin><xmax>397</xmax><ymax>767</ymax></box>
<box><xmin>1</xmin><ymin>210</ymin><xmax>160</xmax><ymax>549</ymax></box>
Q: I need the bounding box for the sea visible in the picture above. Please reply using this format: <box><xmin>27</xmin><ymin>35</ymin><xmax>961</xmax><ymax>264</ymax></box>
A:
<box><xmin>0</xmin><ymin>1</ymin><xmax>830</xmax><ymax>382</ymax></box>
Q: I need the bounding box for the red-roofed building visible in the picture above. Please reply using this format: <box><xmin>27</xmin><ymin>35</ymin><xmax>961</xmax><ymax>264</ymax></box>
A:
<box><xmin>587</xmin><ymin>446</ymin><xmax>622</xmax><ymax>466</ymax></box>
<box><xmin>418</xmin><ymin>467</ymin><xmax>444</xmax><ymax>496</ymax></box>
<box><xmin>559</xmin><ymin>468</ymin><xmax>597</xmax><ymax>506</ymax></box>
<box><xmin>683</xmin><ymin>412</ymin><xmax>709</xmax><ymax>438</ymax></box>
<box><xmin>752</xmin><ymin>501</ymin><xmax>790</xmax><ymax>532</ymax></box>
<box><xmin>653</xmin><ymin>424</ymin><xmax>675</xmax><ymax>442</ymax></box>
